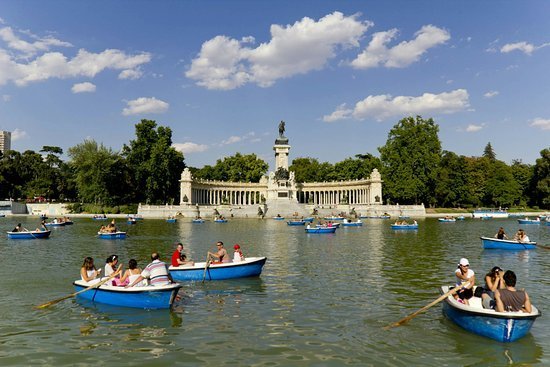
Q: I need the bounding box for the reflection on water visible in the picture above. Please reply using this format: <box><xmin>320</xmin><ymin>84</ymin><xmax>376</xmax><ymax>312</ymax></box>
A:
<box><xmin>0</xmin><ymin>217</ymin><xmax>548</xmax><ymax>365</ymax></box>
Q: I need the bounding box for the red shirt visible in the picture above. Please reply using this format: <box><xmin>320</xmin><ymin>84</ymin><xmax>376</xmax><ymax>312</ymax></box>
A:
<box><xmin>171</xmin><ymin>250</ymin><xmax>180</xmax><ymax>267</ymax></box>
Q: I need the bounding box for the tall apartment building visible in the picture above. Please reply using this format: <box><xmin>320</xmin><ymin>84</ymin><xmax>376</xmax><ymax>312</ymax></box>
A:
<box><xmin>0</xmin><ymin>130</ymin><xmax>11</xmax><ymax>155</ymax></box>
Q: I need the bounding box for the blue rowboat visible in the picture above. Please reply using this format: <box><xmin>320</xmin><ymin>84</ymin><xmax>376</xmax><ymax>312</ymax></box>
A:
<box><xmin>517</xmin><ymin>219</ymin><xmax>541</xmax><ymax>225</ymax></box>
<box><xmin>73</xmin><ymin>280</ymin><xmax>181</xmax><ymax>309</ymax></box>
<box><xmin>64</xmin><ymin>220</ymin><xmax>74</xmax><ymax>225</ymax></box>
<box><xmin>391</xmin><ymin>224</ymin><xmax>418</xmax><ymax>230</ymax></box>
<box><xmin>481</xmin><ymin>216</ymin><xmax>493</xmax><ymax>220</ymax></box>
<box><xmin>440</xmin><ymin>285</ymin><xmax>540</xmax><ymax>342</ymax></box>
<box><xmin>92</xmin><ymin>216</ymin><xmax>108</xmax><ymax>221</ymax></box>
<box><xmin>287</xmin><ymin>220</ymin><xmax>306</xmax><ymax>226</ymax></box>
<box><xmin>272</xmin><ymin>216</ymin><xmax>285</xmax><ymax>220</ymax></box>
<box><xmin>7</xmin><ymin>230</ymin><xmax>51</xmax><ymax>239</ymax></box>
<box><xmin>342</xmin><ymin>221</ymin><xmax>363</xmax><ymax>227</ymax></box>
<box><xmin>438</xmin><ymin>218</ymin><xmax>456</xmax><ymax>223</ymax></box>
<box><xmin>97</xmin><ymin>231</ymin><xmax>127</xmax><ymax>239</ymax></box>
<box><xmin>323</xmin><ymin>216</ymin><xmax>344</xmax><ymax>221</ymax></box>
<box><xmin>303</xmin><ymin>217</ymin><xmax>314</xmax><ymax>223</ymax></box>
<box><xmin>166</xmin><ymin>218</ymin><xmax>177</xmax><ymax>223</ymax></box>
<box><xmin>306</xmin><ymin>226</ymin><xmax>337</xmax><ymax>233</ymax></box>
<box><xmin>398</xmin><ymin>215</ymin><xmax>410</xmax><ymax>219</ymax></box>
<box><xmin>169</xmin><ymin>257</ymin><xmax>267</xmax><ymax>281</ymax></box>
<box><xmin>480</xmin><ymin>236</ymin><xmax>537</xmax><ymax>250</ymax></box>
<box><xmin>192</xmin><ymin>219</ymin><xmax>205</xmax><ymax>223</ymax></box>
<box><xmin>456</xmin><ymin>216</ymin><xmax>465</xmax><ymax>221</ymax></box>
<box><xmin>45</xmin><ymin>221</ymin><xmax>66</xmax><ymax>227</ymax></box>
<box><xmin>127</xmin><ymin>219</ymin><xmax>137</xmax><ymax>225</ymax></box>
<box><xmin>316</xmin><ymin>223</ymin><xmax>340</xmax><ymax>228</ymax></box>
<box><xmin>214</xmin><ymin>219</ymin><xmax>228</xmax><ymax>223</ymax></box>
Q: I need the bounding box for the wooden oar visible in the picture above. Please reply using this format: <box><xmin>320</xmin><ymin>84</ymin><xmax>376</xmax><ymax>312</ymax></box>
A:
<box><xmin>384</xmin><ymin>281</ymin><xmax>471</xmax><ymax>330</ymax></box>
<box><xmin>202</xmin><ymin>255</ymin><xmax>211</xmax><ymax>283</ymax></box>
<box><xmin>36</xmin><ymin>265</ymin><xmax>122</xmax><ymax>309</ymax></box>
<box><xmin>534</xmin><ymin>243</ymin><xmax>550</xmax><ymax>250</ymax></box>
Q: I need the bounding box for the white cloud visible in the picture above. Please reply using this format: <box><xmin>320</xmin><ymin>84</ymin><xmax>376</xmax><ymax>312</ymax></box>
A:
<box><xmin>483</xmin><ymin>90</ymin><xmax>499</xmax><ymax>98</ymax></box>
<box><xmin>465</xmin><ymin>124</ymin><xmax>483</xmax><ymax>132</ymax></box>
<box><xmin>500</xmin><ymin>41</ymin><xmax>550</xmax><ymax>55</ymax></box>
<box><xmin>351</xmin><ymin>25</ymin><xmax>450</xmax><ymax>69</ymax></box>
<box><xmin>323</xmin><ymin>103</ymin><xmax>353</xmax><ymax>122</ymax></box>
<box><xmin>172</xmin><ymin>142</ymin><xmax>209</xmax><ymax>154</ymax></box>
<box><xmin>0</xmin><ymin>24</ymin><xmax>152</xmax><ymax>87</ymax></box>
<box><xmin>118</xmin><ymin>68</ymin><xmax>143</xmax><ymax>80</ymax></box>
<box><xmin>71</xmin><ymin>82</ymin><xmax>96</xmax><ymax>93</ymax></box>
<box><xmin>122</xmin><ymin>97</ymin><xmax>169</xmax><ymax>116</ymax></box>
<box><xmin>0</xmin><ymin>26</ymin><xmax>72</xmax><ymax>58</ymax></box>
<box><xmin>11</xmin><ymin>128</ymin><xmax>27</xmax><ymax>141</ymax></box>
<box><xmin>220</xmin><ymin>132</ymin><xmax>259</xmax><ymax>145</ymax></box>
<box><xmin>530</xmin><ymin>118</ymin><xmax>550</xmax><ymax>130</ymax></box>
<box><xmin>325</xmin><ymin>89</ymin><xmax>470</xmax><ymax>122</ymax></box>
<box><xmin>186</xmin><ymin>12</ymin><xmax>371</xmax><ymax>90</ymax></box>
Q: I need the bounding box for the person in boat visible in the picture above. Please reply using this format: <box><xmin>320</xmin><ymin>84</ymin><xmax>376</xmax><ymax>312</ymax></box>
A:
<box><xmin>494</xmin><ymin>227</ymin><xmax>509</xmax><ymax>240</ymax></box>
<box><xmin>454</xmin><ymin>258</ymin><xmax>475</xmax><ymax>305</ymax></box>
<box><xmin>105</xmin><ymin>254</ymin><xmax>124</xmax><ymax>285</ymax></box>
<box><xmin>233</xmin><ymin>244</ymin><xmax>245</xmax><ymax>262</ymax></box>
<box><xmin>127</xmin><ymin>252</ymin><xmax>173</xmax><ymax>287</ymax></box>
<box><xmin>118</xmin><ymin>259</ymin><xmax>143</xmax><ymax>286</ymax></box>
<box><xmin>207</xmin><ymin>241</ymin><xmax>230</xmax><ymax>263</ymax></box>
<box><xmin>36</xmin><ymin>220</ymin><xmax>48</xmax><ymax>232</ymax></box>
<box><xmin>171</xmin><ymin>242</ymin><xmax>194</xmax><ymax>267</ymax></box>
<box><xmin>80</xmin><ymin>256</ymin><xmax>101</xmax><ymax>283</ymax></box>
<box><xmin>12</xmin><ymin>223</ymin><xmax>27</xmax><ymax>232</ymax></box>
<box><xmin>513</xmin><ymin>229</ymin><xmax>530</xmax><ymax>243</ymax></box>
<box><xmin>481</xmin><ymin>266</ymin><xmax>505</xmax><ymax>309</ymax></box>
<box><xmin>495</xmin><ymin>270</ymin><xmax>532</xmax><ymax>313</ymax></box>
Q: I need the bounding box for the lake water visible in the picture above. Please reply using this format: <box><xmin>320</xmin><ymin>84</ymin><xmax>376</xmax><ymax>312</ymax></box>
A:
<box><xmin>0</xmin><ymin>216</ymin><xmax>548</xmax><ymax>366</ymax></box>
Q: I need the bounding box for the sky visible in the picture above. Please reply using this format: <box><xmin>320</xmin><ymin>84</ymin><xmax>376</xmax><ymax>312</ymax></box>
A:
<box><xmin>0</xmin><ymin>0</ymin><xmax>549</xmax><ymax>170</ymax></box>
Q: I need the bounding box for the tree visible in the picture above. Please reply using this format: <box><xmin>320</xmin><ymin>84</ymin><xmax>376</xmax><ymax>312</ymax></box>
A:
<box><xmin>378</xmin><ymin>116</ymin><xmax>442</xmax><ymax>205</ymax></box>
<box><xmin>331</xmin><ymin>154</ymin><xmax>382</xmax><ymax>181</ymax></box>
<box><xmin>289</xmin><ymin>157</ymin><xmax>334</xmax><ymax>183</ymax></box>
<box><xmin>68</xmin><ymin>139</ymin><xmax>129</xmax><ymax>205</ymax></box>
<box><xmin>122</xmin><ymin>120</ymin><xmax>186</xmax><ymax>204</ymax></box>
<box><xmin>510</xmin><ymin>159</ymin><xmax>533</xmax><ymax>206</ymax></box>
<box><xmin>435</xmin><ymin>151</ymin><xmax>468</xmax><ymax>207</ymax></box>
<box><xmin>483</xmin><ymin>142</ymin><xmax>496</xmax><ymax>161</ymax></box>
<box><xmin>484</xmin><ymin>160</ymin><xmax>520</xmax><ymax>207</ymax></box>
<box><xmin>531</xmin><ymin>148</ymin><xmax>550</xmax><ymax>208</ymax></box>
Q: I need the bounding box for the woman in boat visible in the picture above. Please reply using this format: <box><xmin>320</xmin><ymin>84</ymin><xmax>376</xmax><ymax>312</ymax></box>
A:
<box><xmin>104</xmin><ymin>255</ymin><xmax>123</xmax><ymax>285</ymax></box>
<box><xmin>80</xmin><ymin>257</ymin><xmax>101</xmax><ymax>283</ymax></box>
<box><xmin>454</xmin><ymin>258</ymin><xmax>475</xmax><ymax>305</ymax></box>
<box><xmin>118</xmin><ymin>259</ymin><xmax>142</xmax><ymax>286</ymax></box>
<box><xmin>494</xmin><ymin>227</ymin><xmax>509</xmax><ymax>240</ymax></box>
<box><xmin>481</xmin><ymin>266</ymin><xmax>505</xmax><ymax>309</ymax></box>
<box><xmin>513</xmin><ymin>229</ymin><xmax>530</xmax><ymax>243</ymax></box>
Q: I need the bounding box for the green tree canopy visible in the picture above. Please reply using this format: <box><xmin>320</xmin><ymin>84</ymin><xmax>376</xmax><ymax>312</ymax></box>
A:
<box><xmin>378</xmin><ymin>116</ymin><xmax>441</xmax><ymax>205</ymax></box>
<box><xmin>193</xmin><ymin>153</ymin><xmax>268</xmax><ymax>182</ymax></box>
<box><xmin>531</xmin><ymin>148</ymin><xmax>550</xmax><ymax>208</ymax></box>
<box><xmin>122</xmin><ymin>120</ymin><xmax>185</xmax><ymax>204</ymax></box>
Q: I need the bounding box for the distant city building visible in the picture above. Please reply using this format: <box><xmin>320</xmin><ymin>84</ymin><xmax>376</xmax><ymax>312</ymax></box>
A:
<box><xmin>0</xmin><ymin>131</ymin><xmax>11</xmax><ymax>155</ymax></box>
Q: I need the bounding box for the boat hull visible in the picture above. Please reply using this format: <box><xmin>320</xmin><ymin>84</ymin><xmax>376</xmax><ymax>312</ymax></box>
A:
<box><xmin>7</xmin><ymin>230</ymin><xmax>51</xmax><ymax>239</ymax></box>
<box><xmin>73</xmin><ymin>281</ymin><xmax>181</xmax><ymax>309</ymax></box>
<box><xmin>342</xmin><ymin>222</ymin><xmax>363</xmax><ymax>226</ymax></box>
<box><xmin>287</xmin><ymin>221</ymin><xmax>306</xmax><ymax>226</ymax></box>
<box><xmin>517</xmin><ymin>219</ymin><xmax>541</xmax><ymax>225</ymax></box>
<box><xmin>97</xmin><ymin>232</ymin><xmax>127</xmax><ymax>239</ymax></box>
<box><xmin>169</xmin><ymin>257</ymin><xmax>267</xmax><ymax>281</ymax></box>
<box><xmin>391</xmin><ymin>224</ymin><xmax>418</xmax><ymax>230</ymax></box>
<box><xmin>306</xmin><ymin>227</ymin><xmax>337</xmax><ymax>233</ymax></box>
<box><xmin>438</xmin><ymin>218</ymin><xmax>456</xmax><ymax>222</ymax></box>
<box><xmin>214</xmin><ymin>219</ymin><xmax>227</xmax><ymax>223</ymax></box>
<box><xmin>166</xmin><ymin>219</ymin><xmax>177</xmax><ymax>223</ymax></box>
<box><xmin>192</xmin><ymin>219</ymin><xmax>205</xmax><ymax>223</ymax></box>
<box><xmin>45</xmin><ymin>222</ymin><xmax>66</xmax><ymax>227</ymax></box>
<box><xmin>480</xmin><ymin>236</ymin><xmax>536</xmax><ymax>250</ymax></box>
<box><xmin>440</xmin><ymin>286</ymin><xmax>539</xmax><ymax>342</ymax></box>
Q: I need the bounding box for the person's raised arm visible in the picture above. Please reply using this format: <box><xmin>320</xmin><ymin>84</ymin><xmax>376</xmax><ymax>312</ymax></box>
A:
<box><xmin>523</xmin><ymin>292</ymin><xmax>532</xmax><ymax>313</ymax></box>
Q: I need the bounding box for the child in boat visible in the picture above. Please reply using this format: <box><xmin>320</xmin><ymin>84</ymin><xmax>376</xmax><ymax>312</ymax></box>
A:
<box><xmin>233</xmin><ymin>244</ymin><xmax>245</xmax><ymax>262</ymax></box>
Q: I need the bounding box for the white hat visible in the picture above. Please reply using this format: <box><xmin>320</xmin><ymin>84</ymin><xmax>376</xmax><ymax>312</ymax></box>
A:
<box><xmin>459</xmin><ymin>258</ymin><xmax>469</xmax><ymax>266</ymax></box>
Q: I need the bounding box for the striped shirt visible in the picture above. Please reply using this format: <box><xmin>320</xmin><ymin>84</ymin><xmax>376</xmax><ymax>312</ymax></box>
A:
<box><xmin>141</xmin><ymin>260</ymin><xmax>170</xmax><ymax>286</ymax></box>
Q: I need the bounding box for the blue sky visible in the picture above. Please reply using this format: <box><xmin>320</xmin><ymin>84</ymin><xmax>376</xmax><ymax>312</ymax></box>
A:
<box><xmin>0</xmin><ymin>1</ymin><xmax>549</xmax><ymax>170</ymax></box>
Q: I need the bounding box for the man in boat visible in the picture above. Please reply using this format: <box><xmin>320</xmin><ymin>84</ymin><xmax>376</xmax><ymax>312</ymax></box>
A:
<box><xmin>494</xmin><ymin>270</ymin><xmax>532</xmax><ymax>313</ymax></box>
<box><xmin>127</xmin><ymin>252</ymin><xmax>173</xmax><ymax>287</ymax></box>
<box><xmin>171</xmin><ymin>242</ymin><xmax>194</xmax><ymax>267</ymax></box>
<box><xmin>207</xmin><ymin>241</ymin><xmax>231</xmax><ymax>263</ymax></box>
